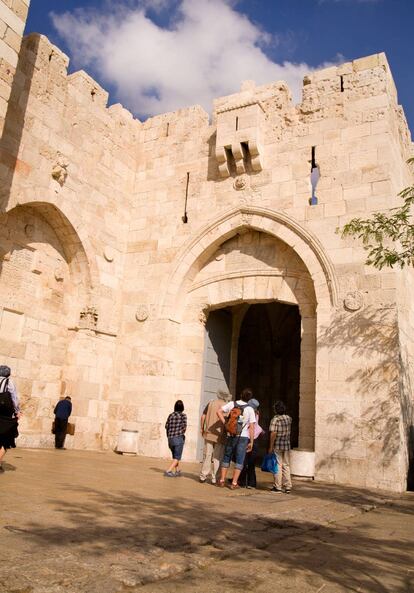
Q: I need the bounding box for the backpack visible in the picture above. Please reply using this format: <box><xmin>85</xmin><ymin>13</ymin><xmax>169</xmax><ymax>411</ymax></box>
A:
<box><xmin>0</xmin><ymin>376</ymin><xmax>13</xmax><ymax>414</ymax></box>
<box><xmin>225</xmin><ymin>403</ymin><xmax>247</xmax><ymax>436</ymax></box>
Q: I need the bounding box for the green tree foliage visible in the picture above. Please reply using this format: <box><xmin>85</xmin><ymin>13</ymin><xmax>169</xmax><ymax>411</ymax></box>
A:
<box><xmin>340</xmin><ymin>158</ymin><xmax>414</xmax><ymax>269</ymax></box>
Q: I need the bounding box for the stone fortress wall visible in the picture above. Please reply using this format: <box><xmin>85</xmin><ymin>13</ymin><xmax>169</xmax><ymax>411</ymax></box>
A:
<box><xmin>0</xmin><ymin>0</ymin><xmax>413</xmax><ymax>491</ymax></box>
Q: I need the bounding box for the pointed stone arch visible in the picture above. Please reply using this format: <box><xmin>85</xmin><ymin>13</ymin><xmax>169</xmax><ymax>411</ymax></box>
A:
<box><xmin>8</xmin><ymin>186</ymin><xmax>99</xmax><ymax>291</ymax></box>
<box><xmin>160</xmin><ymin>205</ymin><xmax>338</xmax><ymax>321</ymax></box>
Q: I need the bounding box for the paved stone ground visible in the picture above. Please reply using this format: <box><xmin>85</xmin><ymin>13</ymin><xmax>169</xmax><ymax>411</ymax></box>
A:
<box><xmin>0</xmin><ymin>449</ymin><xmax>413</xmax><ymax>593</ymax></box>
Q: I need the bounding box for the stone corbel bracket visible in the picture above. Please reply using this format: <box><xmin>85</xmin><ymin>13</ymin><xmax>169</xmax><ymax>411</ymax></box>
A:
<box><xmin>216</xmin><ymin>146</ymin><xmax>230</xmax><ymax>178</ymax></box>
<box><xmin>248</xmin><ymin>138</ymin><xmax>263</xmax><ymax>172</ymax></box>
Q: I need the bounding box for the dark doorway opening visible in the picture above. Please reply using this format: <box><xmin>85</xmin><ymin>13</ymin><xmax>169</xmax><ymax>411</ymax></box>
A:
<box><xmin>199</xmin><ymin>302</ymin><xmax>302</xmax><ymax>461</ymax></box>
<box><xmin>236</xmin><ymin>303</ymin><xmax>301</xmax><ymax>458</ymax></box>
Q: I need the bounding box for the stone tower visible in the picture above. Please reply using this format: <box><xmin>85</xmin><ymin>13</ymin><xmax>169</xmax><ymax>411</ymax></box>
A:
<box><xmin>0</xmin><ymin>1</ymin><xmax>413</xmax><ymax>491</ymax></box>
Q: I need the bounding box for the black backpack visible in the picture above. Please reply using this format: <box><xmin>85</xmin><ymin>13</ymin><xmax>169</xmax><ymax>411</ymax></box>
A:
<box><xmin>0</xmin><ymin>377</ymin><xmax>14</xmax><ymax>414</ymax></box>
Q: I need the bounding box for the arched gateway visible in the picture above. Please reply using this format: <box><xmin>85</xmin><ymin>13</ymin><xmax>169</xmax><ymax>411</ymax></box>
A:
<box><xmin>159</xmin><ymin>206</ymin><xmax>338</xmax><ymax>465</ymax></box>
<box><xmin>1</xmin><ymin>19</ymin><xmax>411</xmax><ymax>491</ymax></box>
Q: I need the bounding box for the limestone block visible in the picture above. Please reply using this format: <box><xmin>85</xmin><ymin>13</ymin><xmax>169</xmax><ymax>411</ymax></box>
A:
<box><xmin>10</xmin><ymin>0</ymin><xmax>29</xmax><ymax>20</ymax></box>
<box><xmin>0</xmin><ymin>1</ymin><xmax>24</xmax><ymax>35</ymax></box>
<box><xmin>4</xmin><ymin>23</ymin><xmax>20</xmax><ymax>52</ymax></box>
<box><xmin>342</xmin><ymin>122</ymin><xmax>372</xmax><ymax>142</ymax></box>
<box><xmin>353</xmin><ymin>52</ymin><xmax>387</xmax><ymax>72</ymax></box>
<box><xmin>67</xmin><ymin>70</ymin><xmax>109</xmax><ymax>108</ymax></box>
<box><xmin>372</xmin><ymin>179</ymin><xmax>392</xmax><ymax>196</ymax></box>
<box><xmin>0</xmin><ymin>36</ymin><xmax>17</xmax><ymax>66</ymax></box>
<box><xmin>343</xmin><ymin>184</ymin><xmax>372</xmax><ymax>201</ymax></box>
<box><xmin>323</xmin><ymin>201</ymin><xmax>346</xmax><ymax>218</ymax></box>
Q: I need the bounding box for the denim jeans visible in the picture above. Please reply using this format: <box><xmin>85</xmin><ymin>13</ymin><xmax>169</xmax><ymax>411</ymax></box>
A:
<box><xmin>168</xmin><ymin>435</ymin><xmax>185</xmax><ymax>460</ymax></box>
<box><xmin>221</xmin><ymin>436</ymin><xmax>249</xmax><ymax>470</ymax></box>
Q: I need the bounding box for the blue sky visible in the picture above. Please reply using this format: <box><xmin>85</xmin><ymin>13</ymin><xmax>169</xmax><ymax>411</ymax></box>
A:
<box><xmin>26</xmin><ymin>0</ymin><xmax>413</xmax><ymax>133</ymax></box>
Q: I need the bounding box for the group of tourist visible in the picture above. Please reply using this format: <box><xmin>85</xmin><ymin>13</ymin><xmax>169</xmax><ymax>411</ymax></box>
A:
<box><xmin>1</xmin><ymin>363</ymin><xmax>291</xmax><ymax>492</ymax></box>
<box><xmin>164</xmin><ymin>387</ymin><xmax>293</xmax><ymax>493</ymax></box>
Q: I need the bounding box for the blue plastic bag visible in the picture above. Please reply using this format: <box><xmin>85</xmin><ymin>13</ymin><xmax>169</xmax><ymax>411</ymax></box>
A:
<box><xmin>261</xmin><ymin>452</ymin><xmax>278</xmax><ymax>474</ymax></box>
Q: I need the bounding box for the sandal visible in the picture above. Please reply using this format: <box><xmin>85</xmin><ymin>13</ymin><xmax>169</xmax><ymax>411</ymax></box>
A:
<box><xmin>229</xmin><ymin>483</ymin><xmax>240</xmax><ymax>490</ymax></box>
<box><xmin>217</xmin><ymin>480</ymin><xmax>225</xmax><ymax>488</ymax></box>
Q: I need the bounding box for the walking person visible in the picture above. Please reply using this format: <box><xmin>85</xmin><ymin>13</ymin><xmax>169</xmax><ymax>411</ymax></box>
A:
<box><xmin>268</xmin><ymin>400</ymin><xmax>292</xmax><ymax>493</ymax></box>
<box><xmin>53</xmin><ymin>396</ymin><xmax>72</xmax><ymax>450</ymax></box>
<box><xmin>199</xmin><ymin>388</ymin><xmax>231</xmax><ymax>484</ymax></box>
<box><xmin>164</xmin><ymin>399</ymin><xmax>187</xmax><ymax>477</ymax></box>
<box><xmin>0</xmin><ymin>365</ymin><xmax>20</xmax><ymax>473</ymax></box>
<box><xmin>217</xmin><ymin>388</ymin><xmax>259</xmax><ymax>490</ymax></box>
<box><xmin>239</xmin><ymin>403</ymin><xmax>263</xmax><ymax>489</ymax></box>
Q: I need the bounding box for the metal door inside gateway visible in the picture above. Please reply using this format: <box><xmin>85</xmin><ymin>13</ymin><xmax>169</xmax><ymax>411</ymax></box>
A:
<box><xmin>198</xmin><ymin>303</ymin><xmax>301</xmax><ymax>461</ymax></box>
<box><xmin>198</xmin><ymin>309</ymin><xmax>232</xmax><ymax>459</ymax></box>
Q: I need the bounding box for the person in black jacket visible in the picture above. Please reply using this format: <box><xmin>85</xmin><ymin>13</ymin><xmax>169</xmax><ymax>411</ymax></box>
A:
<box><xmin>0</xmin><ymin>365</ymin><xmax>20</xmax><ymax>472</ymax></box>
<box><xmin>53</xmin><ymin>396</ymin><xmax>72</xmax><ymax>449</ymax></box>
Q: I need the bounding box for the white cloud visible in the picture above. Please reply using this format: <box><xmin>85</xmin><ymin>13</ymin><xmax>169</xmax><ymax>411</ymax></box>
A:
<box><xmin>51</xmin><ymin>0</ymin><xmax>323</xmax><ymax>118</ymax></box>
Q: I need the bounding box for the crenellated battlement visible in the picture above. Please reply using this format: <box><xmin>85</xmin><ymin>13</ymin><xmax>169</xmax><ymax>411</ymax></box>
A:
<box><xmin>20</xmin><ymin>33</ymin><xmax>142</xmax><ymax>131</ymax></box>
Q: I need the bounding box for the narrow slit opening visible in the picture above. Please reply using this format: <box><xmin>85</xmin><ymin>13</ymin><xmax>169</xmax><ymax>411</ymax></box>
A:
<box><xmin>311</xmin><ymin>146</ymin><xmax>316</xmax><ymax>169</ymax></box>
<box><xmin>224</xmin><ymin>146</ymin><xmax>237</xmax><ymax>176</ymax></box>
<box><xmin>309</xmin><ymin>146</ymin><xmax>320</xmax><ymax>206</ymax></box>
<box><xmin>240</xmin><ymin>141</ymin><xmax>251</xmax><ymax>171</ymax></box>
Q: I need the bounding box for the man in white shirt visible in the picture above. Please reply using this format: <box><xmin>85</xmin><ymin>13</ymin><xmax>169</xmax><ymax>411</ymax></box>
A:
<box><xmin>216</xmin><ymin>388</ymin><xmax>259</xmax><ymax>490</ymax></box>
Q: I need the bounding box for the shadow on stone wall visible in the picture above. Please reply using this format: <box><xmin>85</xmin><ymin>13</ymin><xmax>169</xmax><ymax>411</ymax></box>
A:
<box><xmin>12</xmin><ymin>481</ymin><xmax>413</xmax><ymax>591</ymax></box>
<box><xmin>319</xmin><ymin>305</ymin><xmax>413</xmax><ymax>489</ymax></box>
<box><xmin>0</xmin><ymin>35</ymin><xmax>39</xmax><ymax>213</ymax></box>
<box><xmin>400</xmin><ymin>347</ymin><xmax>414</xmax><ymax>490</ymax></box>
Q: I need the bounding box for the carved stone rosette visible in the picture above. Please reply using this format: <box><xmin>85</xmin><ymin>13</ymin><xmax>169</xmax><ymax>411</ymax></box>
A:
<box><xmin>135</xmin><ymin>305</ymin><xmax>149</xmax><ymax>322</ymax></box>
<box><xmin>233</xmin><ymin>175</ymin><xmax>249</xmax><ymax>191</ymax></box>
<box><xmin>343</xmin><ymin>291</ymin><xmax>364</xmax><ymax>312</ymax></box>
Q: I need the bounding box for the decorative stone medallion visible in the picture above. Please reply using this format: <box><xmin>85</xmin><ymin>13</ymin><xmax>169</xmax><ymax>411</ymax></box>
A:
<box><xmin>135</xmin><ymin>305</ymin><xmax>149</xmax><ymax>322</ymax></box>
<box><xmin>233</xmin><ymin>174</ymin><xmax>249</xmax><ymax>191</ymax></box>
<box><xmin>344</xmin><ymin>291</ymin><xmax>364</xmax><ymax>312</ymax></box>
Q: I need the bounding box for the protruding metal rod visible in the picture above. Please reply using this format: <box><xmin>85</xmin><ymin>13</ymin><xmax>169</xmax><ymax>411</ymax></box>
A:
<box><xmin>182</xmin><ymin>172</ymin><xmax>189</xmax><ymax>223</ymax></box>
